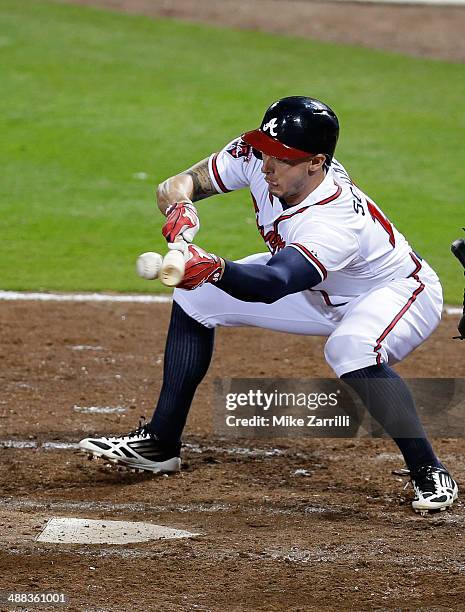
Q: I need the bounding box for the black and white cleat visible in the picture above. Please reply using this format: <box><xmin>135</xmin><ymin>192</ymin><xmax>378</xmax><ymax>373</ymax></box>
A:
<box><xmin>78</xmin><ymin>421</ymin><xmax>181</xmax><ymax>475</ymax></box>
<box><xmin>410</xmin><ymin>465</ymin><xmax>458</xmax><ymax>515</ymax></box>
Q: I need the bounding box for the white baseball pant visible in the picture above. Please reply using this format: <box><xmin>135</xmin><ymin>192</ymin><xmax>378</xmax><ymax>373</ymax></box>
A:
<box><xmin>173</xmin><ymin>252</ymin><xmax>443</xmax><ymax>377</ymax></box>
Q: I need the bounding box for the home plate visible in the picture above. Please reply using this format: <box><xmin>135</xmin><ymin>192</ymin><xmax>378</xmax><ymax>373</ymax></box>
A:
<box><xmin>36</xmin><ymin>517</ymin><xmax>200</xmax><ymax>544</ymax></box>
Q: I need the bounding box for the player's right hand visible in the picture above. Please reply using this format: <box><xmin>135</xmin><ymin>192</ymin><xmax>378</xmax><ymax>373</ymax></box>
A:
<box><xmin>177</xmin><ymin>244</ymin><xmax>224</xmax><ymax>290</ymax></box>
<box><xmin>162</xmin><ymin>200</ymin><xmax>200</xmax><ymax>243</ymax></box>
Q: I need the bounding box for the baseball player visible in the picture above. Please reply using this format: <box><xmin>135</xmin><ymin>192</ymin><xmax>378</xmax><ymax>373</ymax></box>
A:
<box><xmin>80</xmin><ymin>96</ymin><xmax>458</xmax><ymax>514</ymax></box>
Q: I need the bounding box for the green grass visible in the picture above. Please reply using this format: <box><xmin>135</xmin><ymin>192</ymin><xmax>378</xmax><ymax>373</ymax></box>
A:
<box><xmin>1</xmin><ymin>0</ymin><xmax>464</xmax><ymax>300</ymax></box>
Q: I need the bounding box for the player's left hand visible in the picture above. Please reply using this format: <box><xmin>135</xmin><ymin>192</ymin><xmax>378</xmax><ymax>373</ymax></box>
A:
<box><xmin>177</xmin><ymin>244</ymin><xmax>224</xmax><ymax>290</ymax></box>
<box><xmin>162</xmin><ymin>200</ymin><xmax>200</xmax><ymax>244</ymax></box>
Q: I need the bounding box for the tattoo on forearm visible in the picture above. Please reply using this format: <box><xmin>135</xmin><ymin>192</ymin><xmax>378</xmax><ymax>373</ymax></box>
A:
<box><xmin>185</xmin><ymin>160</ymin><xmax>217</xmax><ymax>202</ymax></box>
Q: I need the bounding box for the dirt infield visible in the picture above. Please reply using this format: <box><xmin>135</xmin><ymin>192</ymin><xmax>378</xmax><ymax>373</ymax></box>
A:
<box><xmin>61</xmin><ymin>0</ymin><xmax>465</xmax><ymax>61</ymax></box>
<box><xmin>1</xmin><ymin>300</ymin><xmax>465</xmax><ymax>610</ymax></box>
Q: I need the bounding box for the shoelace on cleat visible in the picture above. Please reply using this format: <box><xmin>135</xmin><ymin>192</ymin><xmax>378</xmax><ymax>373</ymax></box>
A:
<box><xmin>126</xmin><ymin>418</ymin><xmax>152</xmax><ymax>439</ymax></box>
<box><xmin>411</xmin><ymin>465</ymin><xmax>439</xmax><ymax>494</ymax></box>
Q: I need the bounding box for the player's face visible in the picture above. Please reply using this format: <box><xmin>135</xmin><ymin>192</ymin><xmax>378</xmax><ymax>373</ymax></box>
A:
<box><xmin>261</xmin><ymin>153</ymin><xmax>323</xmax><ymax>204</ymax></box>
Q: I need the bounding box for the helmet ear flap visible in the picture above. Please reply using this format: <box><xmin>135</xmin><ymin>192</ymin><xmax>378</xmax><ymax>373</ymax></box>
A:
<box><xmin>252</xmin><ymin>147</ymin><xmax>262</xmax><ymax>160</ymax></box>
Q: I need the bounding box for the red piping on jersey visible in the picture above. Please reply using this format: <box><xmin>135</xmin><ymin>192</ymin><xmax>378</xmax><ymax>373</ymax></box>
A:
<box><xmin>291</xmin><ymin>243</ymin><xmax>328</xmax><ymax>280</ymax></box>
<box><xmin>273</xmin><ymin>206</ymin><xmax>310</xmax><ymax>229</ymax></box>
<box><xmin>251</xmin><ymin>193</ymin><xmax>262</xmax><ymax>237</ymax></box>
<box><xmin>310</xmin><ymin>289</ymin><xmax>348</xmax><ymax>308</ymax></box>
<box><xmin>409</xmin><ymin>252</ymin><xmax>422</xmax><ymax>278</ymax></box>
<box><xmin>251</xmin><ymin>193</ymin><xmax>259</xmax><ymax>214</ymax></box>
<box><xmin>373</xmin><ymin>253</ymin><xmax>424</xmax><ymax>366</ymax></box>
<box><xmin>319</xmin><ymin>289</ymin><xmax>332</xmax><ymax>306</ymax></box>
<box><xmin>211</xmin><ymin>154</ymin><xmax>231</xmax><ymax>193</ymax></box>
<box><xmin>312</xmin><ymin>183</ymin><xmax>342</xmax><ymax>206</ymax></box>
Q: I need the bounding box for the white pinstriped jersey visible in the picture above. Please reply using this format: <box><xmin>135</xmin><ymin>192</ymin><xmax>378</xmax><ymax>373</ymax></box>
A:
<box><xmin>208</xmin><ymin>137</ymin><xmax>420</xmax><ymax>304</ymax></box>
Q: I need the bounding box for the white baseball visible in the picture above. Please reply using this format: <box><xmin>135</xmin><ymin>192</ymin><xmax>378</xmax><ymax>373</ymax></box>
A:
<box><xmin>136</xmin><ymin>252</ymin><xmax>163</xmax><ymax>280</ymax></box>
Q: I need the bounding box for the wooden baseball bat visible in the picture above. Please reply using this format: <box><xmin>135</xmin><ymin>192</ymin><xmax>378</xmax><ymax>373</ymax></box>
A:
<box><xmin>160</xmin><ymin>238</ymin><xmax>187</xmax><ymax>287</ymax></box>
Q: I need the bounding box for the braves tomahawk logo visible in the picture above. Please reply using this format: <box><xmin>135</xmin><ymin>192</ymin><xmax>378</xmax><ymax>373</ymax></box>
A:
<box><xmin>226</xmin><ymin>139</ymin><xmax>252</xmax><ymax>160</ymax></box>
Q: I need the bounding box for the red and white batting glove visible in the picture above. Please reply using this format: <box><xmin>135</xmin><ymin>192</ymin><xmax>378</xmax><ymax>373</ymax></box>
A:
<box><xmin>162</xmin><ymin>200</ymin><xmax>200</xmax><ymax>244</ymax></box>
<box><xmin>177</xmin><ymin>244</ymin><xmax>224</xmax><ymax>290</ymax></box>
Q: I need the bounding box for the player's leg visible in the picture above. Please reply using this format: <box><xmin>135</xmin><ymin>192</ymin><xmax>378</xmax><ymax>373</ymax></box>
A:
<box><xmin>79</xmin><ymin>253</ymin><xmax>336</xmax><ymax>472</ymax></box>
<box><xmin>79</xmin><ymin>299</ymin><xmax>212</xmax><ymax>473</ymax></box>
<box><xmin>147</xmin><ymin>300</ymin><xmax>214</xmax><ymax>445</ymax></box>
<box><xmin>324</xmin><ymin>264</ymin><xmax>458</xmax><ymax>512</ymax></box>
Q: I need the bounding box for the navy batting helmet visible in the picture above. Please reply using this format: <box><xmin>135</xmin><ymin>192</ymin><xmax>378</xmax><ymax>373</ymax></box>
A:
<box><xmin>242</xmin><ymin>96</ymin><xmax>339</xmax><ymax>163</ymax></box>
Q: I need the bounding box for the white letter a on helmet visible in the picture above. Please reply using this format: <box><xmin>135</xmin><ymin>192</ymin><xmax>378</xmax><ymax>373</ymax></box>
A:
<box><xmin>263</xmin><ymin>118</ymin><xmax>278</xmax><ymax>137</ymax></box>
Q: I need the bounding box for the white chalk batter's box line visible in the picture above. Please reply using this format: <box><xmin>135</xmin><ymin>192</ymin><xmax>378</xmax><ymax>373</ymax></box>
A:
<box><xmin>0</xmin><ymin>497</ymin><xmax>369</xmax><ymax>522</ymax></box>
<box><xmin>0</xmin><ymin>439</ymin><xmax>299</xmax><ymax>457</ymax></box>
<box><xmin>1</xmin><ymin>490</ymin><xmax>463</xmax><ymax>519</ymax></box>
<box><xmin>0</xmin><ymin>291</ymin><xmax>461</xmax><ymax>314</ymax></box>
<box><xmin>73</xmin><ymin>405</ymin><xmax>128</xmax><ymax>414</ymax></box>
<box><xmin>0</xmin><ymin>290</ymin><xmax>172</xmax><ymax>304</ymax></box>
